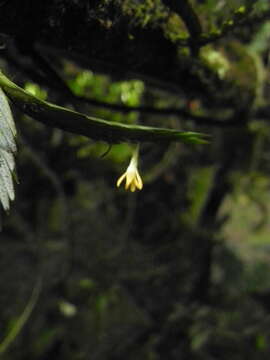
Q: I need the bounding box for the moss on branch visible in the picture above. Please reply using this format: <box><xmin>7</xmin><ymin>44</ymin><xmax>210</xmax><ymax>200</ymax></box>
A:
<box><xmin>0</xmin><ymin>0</ymin><xmax>263</xmax><ymax>111</ymax></box>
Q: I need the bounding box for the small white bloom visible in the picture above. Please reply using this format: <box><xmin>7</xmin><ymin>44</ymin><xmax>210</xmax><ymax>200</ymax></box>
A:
<box><xmin>117</xmin><ymin>144</ymin><xmax>143</xmax><ymax>192</ymax></box>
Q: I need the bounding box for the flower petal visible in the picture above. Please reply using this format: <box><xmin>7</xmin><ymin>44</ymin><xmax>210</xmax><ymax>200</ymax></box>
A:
<box><xmin>117</xmin><ymin>172</ymin><xmax>126</xmax><ymax>187</ymax></box>
<box><xmin>130</xmin><ymin>182</ymin><xmax>136</xmax><ymax>192</ymax></box>
<box><xmin>125</xmin><ymin>172</ymin><xmax>133</xmax><ymax>189</ymax></box>
<box><xmin>135</xmin><ymin>171</ymin><xmax>143</xmax><ymax>190</ymax></box>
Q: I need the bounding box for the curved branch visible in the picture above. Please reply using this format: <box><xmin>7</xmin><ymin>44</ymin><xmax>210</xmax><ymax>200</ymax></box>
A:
<box><xmin>0</xmin><ymin>71</ymin><xmax>209</xmax><ymax>145</ymax></box>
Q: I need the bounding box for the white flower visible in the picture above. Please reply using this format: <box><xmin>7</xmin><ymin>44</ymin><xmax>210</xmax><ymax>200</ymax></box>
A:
<box><xmin>117</xmin><ymin>145</ymin><xmax>143</xmax><ymax>192</ymax></box>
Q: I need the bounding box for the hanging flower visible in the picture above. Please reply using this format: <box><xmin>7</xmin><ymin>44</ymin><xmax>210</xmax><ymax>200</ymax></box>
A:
<box><xmin>116</xmin><ymin>144</ymin><xmax>143</xmax><ymax>192</ymax></box>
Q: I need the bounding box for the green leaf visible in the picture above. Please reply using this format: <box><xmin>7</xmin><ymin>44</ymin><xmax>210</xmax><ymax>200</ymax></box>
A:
<box><xmin>0</xmin><ymin>71</ymin><xmax>209</xmax><ymax>145</ymax></box>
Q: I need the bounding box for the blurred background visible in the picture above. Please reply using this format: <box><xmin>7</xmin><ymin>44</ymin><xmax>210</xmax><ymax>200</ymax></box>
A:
<box><xmin>1</xmin><ymin>0</ymin><xmax>270</xmax><ymax>359</ymax></box>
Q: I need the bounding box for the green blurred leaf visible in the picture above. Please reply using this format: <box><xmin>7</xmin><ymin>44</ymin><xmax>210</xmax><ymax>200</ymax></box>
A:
<box><xmin>24</xmin><ymin>82</ymin><xmax>48</xmax><ymax>100</ymax></box>
<box><xmin>79</xmin><ymin>278</ymin><xmax>96</xmax><ymax>290</ymax></box>
<box><xmin>187</xmin><ymin>166</ymin><xmax>215</xmax><ymax>222</ymax></box>
<box><xmin>58</xmin><ymin>300</ymin><xmax>77</xmax><ymax>318</ymax></box>
<box><xmin>256</xmin><ymin>334</ymin><xmax>267</xmax><ymax>350</ymax></box>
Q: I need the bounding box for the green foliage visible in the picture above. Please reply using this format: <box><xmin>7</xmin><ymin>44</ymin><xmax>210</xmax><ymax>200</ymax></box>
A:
<box><xmin>121</xmin><ymin>0</ymin><xmax>168</xmax><ymax>28</ymax></box>
<box><xmin>254</xmin><ymin>0</ymin><xmax>270</xmax><ymax>11</ymax></box>
<box><xmin>24</xmin><ymin>82</ymin><xmax>48</xmax><ymax>100</ymax></box>
<box><xmin>68</xmin><ymin>69</ymin><xmax>144</xmax><ymax>123</ymax></box>
<box><xmin>201</xmin><ymin>46</ymin><xmax>230</xmax><ymax>79</ymax></box>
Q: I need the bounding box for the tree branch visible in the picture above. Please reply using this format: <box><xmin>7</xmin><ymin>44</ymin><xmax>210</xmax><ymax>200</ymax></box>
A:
<box><xmin>177</xmin><ymin>5</ymin><xmax>270</xmax><ymax>47</ymax></box>
<box><xmin>0</xmin><ymin>71</ymin><xmax>208</xmax><ymax>145</ymax></box>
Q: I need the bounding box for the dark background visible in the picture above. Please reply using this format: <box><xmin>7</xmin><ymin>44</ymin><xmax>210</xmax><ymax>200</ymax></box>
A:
<box><xmin>1</xmin><ymin>0</ymin><xmax>270</xmax><ymax>359</ymax></box>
